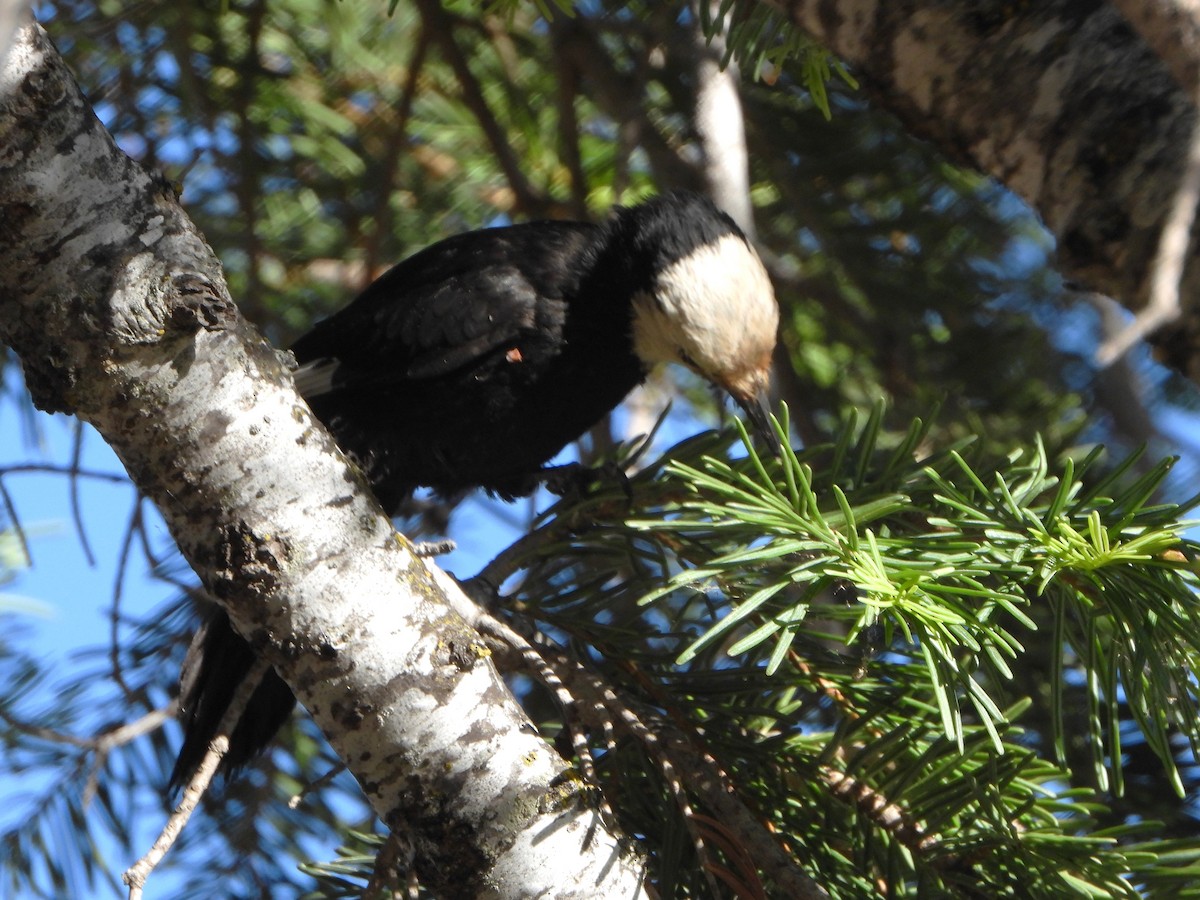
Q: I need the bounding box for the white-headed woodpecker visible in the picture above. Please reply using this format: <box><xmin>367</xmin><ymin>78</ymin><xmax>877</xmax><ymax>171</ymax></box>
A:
<box><xmin>171</xmin><ymin>191</ymin><xmax>780</xmax><ymax>786</ymax></box>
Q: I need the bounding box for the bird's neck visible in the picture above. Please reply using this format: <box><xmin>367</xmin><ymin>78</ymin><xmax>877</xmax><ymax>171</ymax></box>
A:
<box><xmin>582</xmin><ymin>219</ymin><xmax>652</xmax><ymax>298</ymax></box>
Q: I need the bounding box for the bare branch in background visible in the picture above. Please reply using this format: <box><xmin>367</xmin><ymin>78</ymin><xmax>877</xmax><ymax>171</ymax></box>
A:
<box><xmin>83</xmin><ymin>705</ymin><xmax>175</xmax><ymax>806</ymax></box>
<box><xmin>68</xmin><ymin>420</ymin><xmax>96</xmax><ymax>567</ymax></box>
<box><xmin>1094</xmin><ymin>108</ymin><xmax>1200</xmax><ymax>364</ymax></box>
<box><xmin>1084</xmin><ymin>292</ymin><xmax>1163</xmax><ymax>449</ymax></box>
<box><xmin>413</xmin><ymin>0</ymin><xmax>545</xmax><ymax>216</ymax></box>
<box><xmin>361</xmin><ymin>26</ymin><xmax>430</xmax><ymax>287</ymax></box>
<box><xmin>0</xmin><ymin>476</ymin><xmax>30</xmax><ymax>570</ymax></box>
<box><xmin>551</xmin><ymin>17</ymin><xmax>702</xmax><ymax>193</ymax></box>
<box><xmin>110</xmin><ymin>497</ymin><xmax>153</xmax><ymax>701</ymax></box>
<box><xmin>551</xmin><ymin>30</ymin><xmax>590</xmax><ymax>219</ymax></box>
<box><xmin>690</xmin><ymin>1</ymin><xmax>755</xmax><ymax>237</ymax></box>
<box><xmin>1096</xmin><ymin>1</ymin><xmax>1200</xmax><ymax>364</ymax></box>
<box><xmin>0</xmin><ymin>703</ymin><xmax>175</xmax><ymax>808</ymax></box>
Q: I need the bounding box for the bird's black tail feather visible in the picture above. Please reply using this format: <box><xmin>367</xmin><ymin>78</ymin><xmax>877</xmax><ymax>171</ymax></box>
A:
<box><xmin>169</xmin><ymin>608</ymin><xmax>296</xmax><ymax>790</ymax></box>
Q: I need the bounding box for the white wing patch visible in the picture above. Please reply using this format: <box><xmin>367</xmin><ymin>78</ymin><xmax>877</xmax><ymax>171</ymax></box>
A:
<box><xmin>293</xmin><ymin>359</ymin><xmax>339</xmax><ymax>399</ymax></box>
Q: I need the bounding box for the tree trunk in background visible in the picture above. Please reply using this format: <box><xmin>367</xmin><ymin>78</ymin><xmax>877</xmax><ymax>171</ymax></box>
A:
<box><xmin>774</xmin><ymin>0</ymin><xmax>1200</xmax><ymax>377</ymax></box>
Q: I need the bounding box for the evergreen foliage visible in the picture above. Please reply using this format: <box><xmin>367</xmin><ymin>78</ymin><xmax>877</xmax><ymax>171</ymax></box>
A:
<box><xmin>296</xmin><ymin>409</ymin><xmax>1200</xmax><ymax>895</ymax></box>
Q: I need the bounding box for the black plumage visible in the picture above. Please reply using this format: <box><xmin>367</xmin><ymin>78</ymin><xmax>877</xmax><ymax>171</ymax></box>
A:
<box><xmin>290</xmin><ymin>220</ymin><xmax>639</xmax><ymax>507</ymax></box>
<box><xmin>171</xmin><ymin>191</ymin><xmax>779</xmax><ymax>787</ymax></box>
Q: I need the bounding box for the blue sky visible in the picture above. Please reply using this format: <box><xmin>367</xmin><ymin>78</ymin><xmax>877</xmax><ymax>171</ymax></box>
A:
<box><xmin>0</xmin><ymin>377</ymin><xmax>175</xmax><ymax>895</ymax></box>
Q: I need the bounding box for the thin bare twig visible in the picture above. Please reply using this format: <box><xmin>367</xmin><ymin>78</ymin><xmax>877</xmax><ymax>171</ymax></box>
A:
<box><xmin>68</xmin><ymin>419</ymin><xmax>96</xmax><ymax>566</ymax></box>
<box><xmin>821</xmin><ymin>763</ymin><xmax>941</xmax><ymax>851</ymax></box>
<box><xmin>0</xmin><ymin>476</ymin><xmax>31</xmax><ymax>569</ymax></box>
<box><xmin>91</xmin><ymin>703</ymin><xmax>175</xmax><ymax>751</ymax></box>
<box><xmin>0</xmin><ymin>705</ymin><xmax>91</xmax><ymax>748</ymax></box>
<box><xmin>0</xmin><ymin>698</ymin><xmax>172</xmax><ymax>752</ymax></box>
<box><xmin>83</xmin><ymin>704</ymin><xmax>175</xmax><ymax>807</ymax></box>
<box><xmin>411</xmin><ymin>538</ymin><xmax>456</xmax><ymax>558</ymax></box>
<box><xmin>0</xmin><ymin>462</ymin><xmax>130</xmax><ymax>483</ymax></box>
<box><xmin>472</xmin><ymin>606</ymin><xmax>604</xmax><ymax>799</ymax></box>
<box><xmin>287</xmin><ymin>761</ymin><xmax>346</xmax><ymax>809</ymax></box>
<box><xmin>123</xmin><ymin>656</ymin><xmax>272</xmax><ymax>900</ymax></box>
<box><xmin>109</xmin><ymin>498</ymin><xmax>145</xmax><ymax>700</ymax></box>
<box><xmin>0</xmin><ymin>701</ymin><xmax>176</xmax><ymax>807</ymax></box>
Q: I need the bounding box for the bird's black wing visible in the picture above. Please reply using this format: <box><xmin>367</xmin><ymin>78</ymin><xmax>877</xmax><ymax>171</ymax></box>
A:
<box><xmin>291</xmin><ymin>221</ymin><xmax>598</xmax><ymax>394</ymax></box>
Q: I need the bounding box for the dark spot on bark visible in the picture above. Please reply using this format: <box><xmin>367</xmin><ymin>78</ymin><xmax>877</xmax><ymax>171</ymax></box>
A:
<box><xmin>443</xmin><ymin>638</ymin><xmax>483</xmax><ymax>673</ymax></box>
<box><xmin>170</xmin><ymin>273</ymin><xmax>236</xmax><ymax>332</ymax></box>
<box><xmin>965</xmin><ymin>6</ymin><xmax>1008</xmax><ymax>37</ymax></box>
<box><xmin>330</xmin><ymin>698</ymin><xmax>372</xmax><ymax>730</ymax></box>
<box><xmin>1077</xmin><ymin>134</ymin><xmax>1111</xmax><ymax>184</ymax></box>
<box><xmin>380</xmin><ymin>772</ymin><xmax>492</xmax><ymax>897</ymax></box>
<box><xmin>17</xmin><ymin>352</ymin><xmax>77</xmax><ymax>414</ymax></box>
<box><xmin>22</xmin><ymin>66</ymin><xmax>65</xmax><ymax>113</ymax></box>
<box><xmin>278</xmin><ymin>634</ymin><xmax>301</xmax><ymax>661</ymax></box>
<box><xmin>210</xmin><ymin>522</ymin><xmax>288</xmax><ymax>600</ymax></box>
<box><xmin>0</xmin><ymin>202</ymin><xmax>36</xmax><ymax>246</ymax></box>
<box><xmin>198</xmin><ymin>409</ymin><xmax>234</xmax><ymax>446</ymax></box>
<box><xmin>1079</xmin><ymin>94</ymin><xmax>1172</xmax><ymax>188</ymax></box>
<box><xmin>413</xmin><ymin>817</ymin><xmax>488</xmax><ymax>899</ymax></box>
<box><xmin>359</xmin><ymin>751</ymin><xmax>372</xmax><ymax>762</ymax></box>
<box><xmin>1096</xmin><ymin>208</ymin><xmax>1131</xmax><ymax>245</ymax></box>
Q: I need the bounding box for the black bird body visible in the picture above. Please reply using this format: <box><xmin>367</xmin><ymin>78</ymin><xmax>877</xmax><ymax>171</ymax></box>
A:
<box><xmin>291</xmin><ymin>220</ymin><xmax>643</xmax><ymax>505</ymax></box>
<box><xmin>172</xmin><ymin>192</ymin><xmax>779</xmax><ymax>786</ymax></box>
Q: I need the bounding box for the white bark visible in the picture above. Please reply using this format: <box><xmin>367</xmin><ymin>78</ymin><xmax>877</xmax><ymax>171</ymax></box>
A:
<box><xmin>0</xmin><ymin>21</ymin><xmax>645</xmax><ymax>899</ymax></box>
<box><xmin>692</xmin><ymin>3</ymin><xmax>756</xmax><ymax>238</ymax></box>
<box><xmin>0</xmin><ymin>0</ymin><xmax>29</xmax><ymax>65</ymax></box>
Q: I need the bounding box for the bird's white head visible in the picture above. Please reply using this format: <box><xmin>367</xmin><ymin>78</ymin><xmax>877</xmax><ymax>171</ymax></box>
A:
<box><xmin>631</xmin><ymin>228</ymin><xmax>779</xmax><ymax>415</ymax></box>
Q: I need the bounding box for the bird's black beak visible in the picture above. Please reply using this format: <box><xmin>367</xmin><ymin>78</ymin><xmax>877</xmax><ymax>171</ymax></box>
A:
<box><xmin>734</xmin><ymin>388</ymin><xmax>784</xmax><ymax>458</ymax></box>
